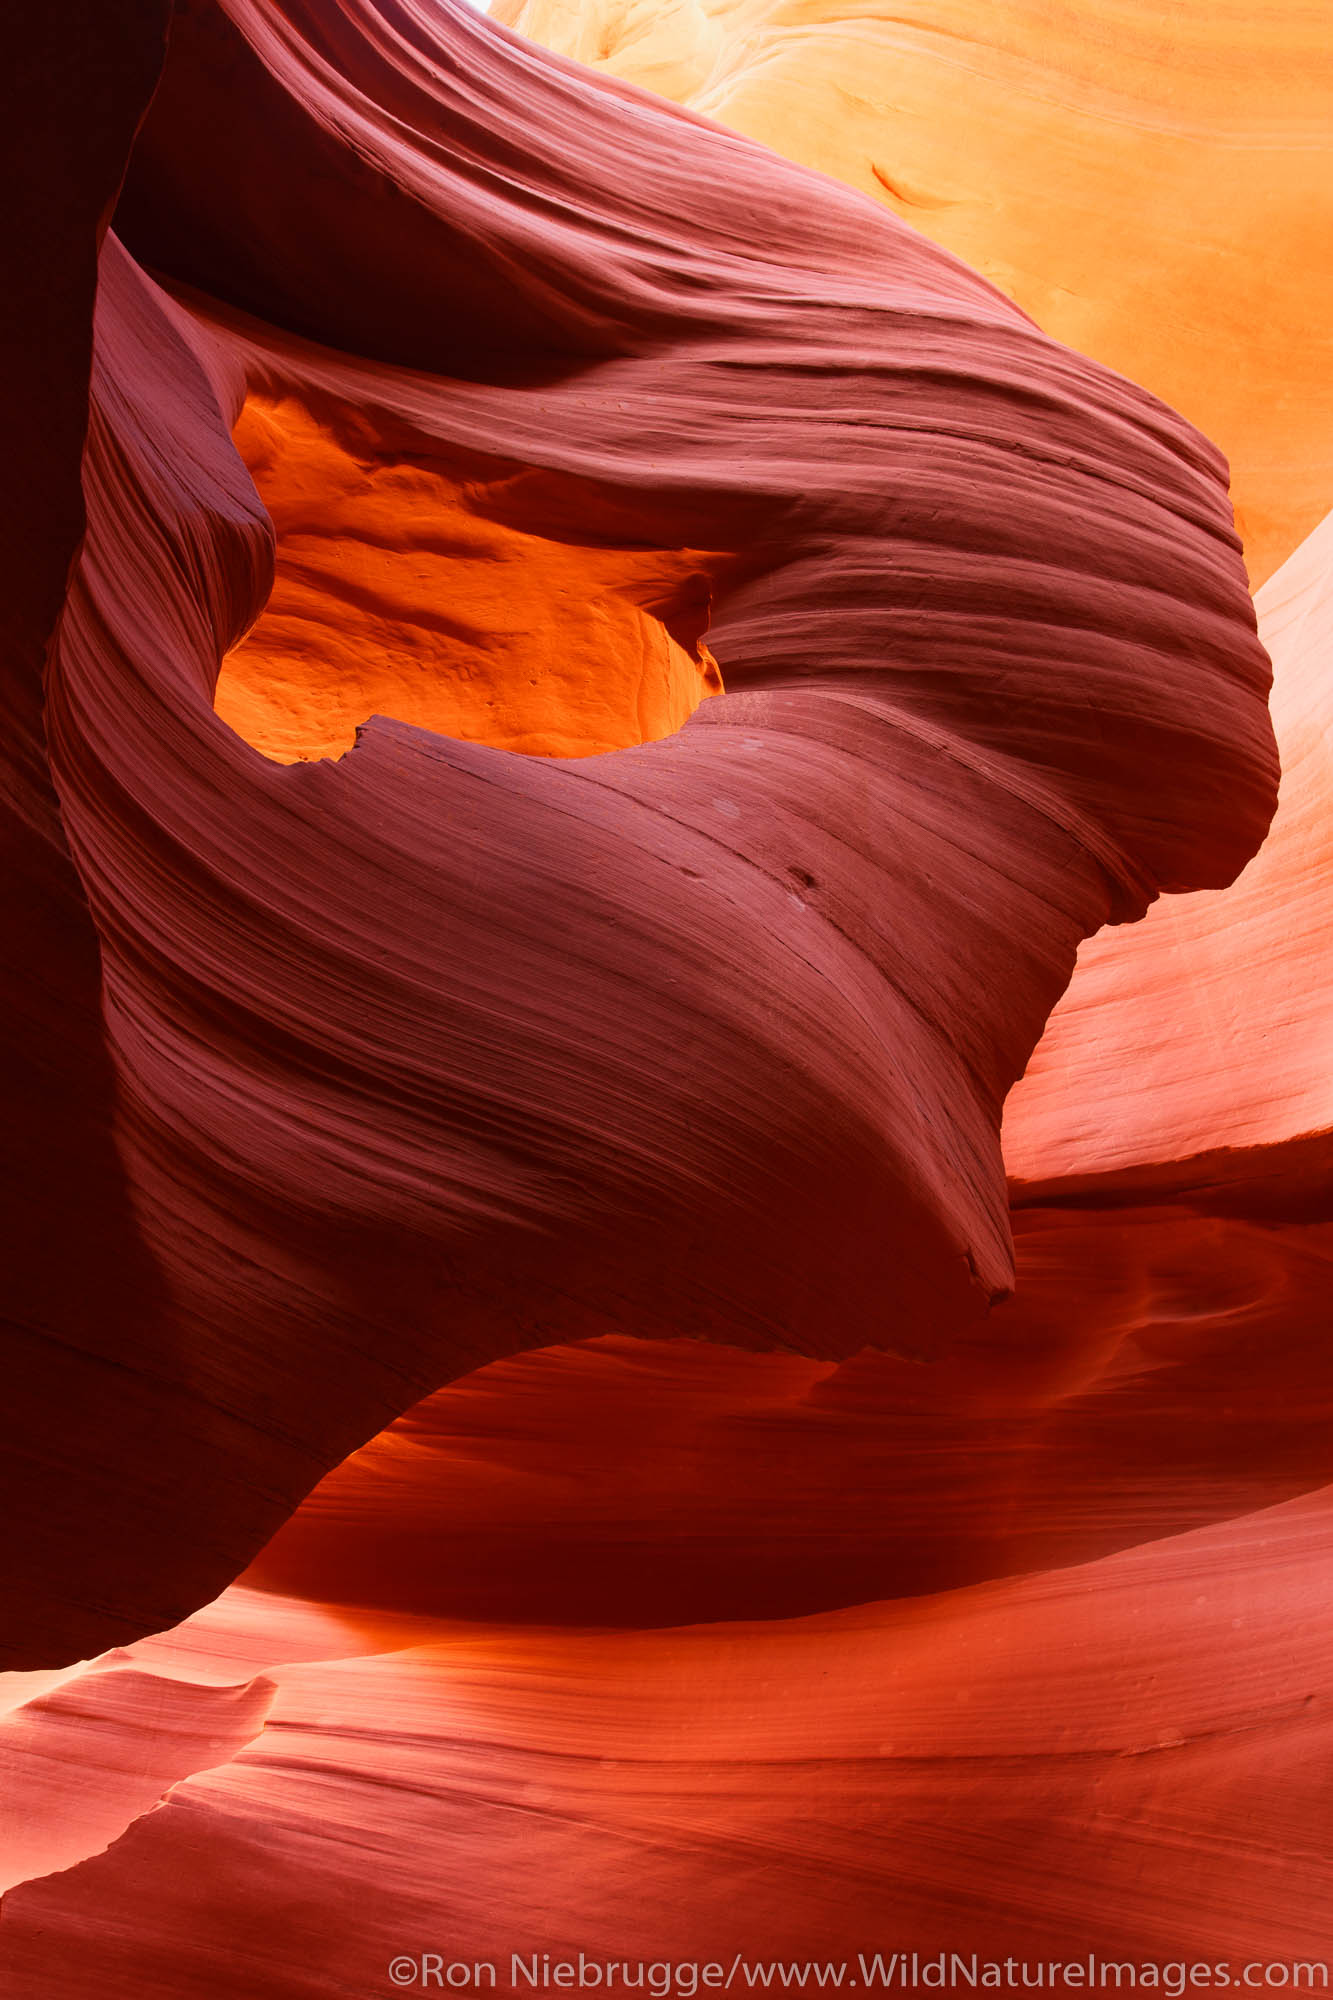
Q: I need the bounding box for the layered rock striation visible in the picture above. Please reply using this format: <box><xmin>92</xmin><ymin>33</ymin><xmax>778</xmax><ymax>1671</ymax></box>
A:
<box><xmin>2</xmin><ymin>0</ymin><xmax>1276</xmax><ymax>1667</ymax></box>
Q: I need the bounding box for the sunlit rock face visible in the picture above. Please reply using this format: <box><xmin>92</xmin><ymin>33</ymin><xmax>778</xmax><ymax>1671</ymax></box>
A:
<box><xmin>496</xmin><ymin>0</ymin><xmax>1333</xmax><ymax>588</ymax></box>
<box><xmin>215</xmin><ymin>387</ymin><xmax>725</xmax><ymax>763</ymax></box>
<box><xmin>0</xmin><ymin>0</ymin><xmax>1326</xmax><ymax>1992</ymax></box>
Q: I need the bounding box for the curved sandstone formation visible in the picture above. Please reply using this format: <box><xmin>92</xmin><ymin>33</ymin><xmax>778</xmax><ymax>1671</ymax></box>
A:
<box><xmin>0</xmin><ymin>1662</ymin><xmax>273</xmax><ymax>1895</ymax></box>
<box><xmin>2</xmin><ymin>0</ymin><xmax>1328</xmax><ymax>1985</ymax></box>
<box><xmin>4</xmin><ymin>1486</ymin><xmax>1333</xmax><ymax>1989</ymax></box>
<box><xmin>2</xmin><ymin>0</ymin><xmax>1276</xmax><ymax>1670</ymax></box>
<box><xmin>496</xmin><ymin>0</ymin><xmax>1333</xmax><ymax>587</ymax></box>
<box><xmin>244</xmin><ymin>1205</ymin><xmax>1333</xmax><ymax>1625</ymax></box>
<box><xmin>1004</xmin><ymin>508</ymin><xmax>1333</xmax><ymax>1199</ymax></box>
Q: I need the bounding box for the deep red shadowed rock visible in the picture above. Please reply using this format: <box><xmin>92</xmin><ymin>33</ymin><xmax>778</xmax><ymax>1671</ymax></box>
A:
<box><xmin>242</xmin><ymin>1204</ymin><xmax>1333</xmax><ymax>1625</ymax></box>
<box><xmin>0</xmin><ymin>0</ymin><xmax>177</xmax><ymax>1672</ymax></box>
<box><xmin>3</xmin><ymin>0</ymin><xmax>1278</xmax><ymax>1668</ymax></box>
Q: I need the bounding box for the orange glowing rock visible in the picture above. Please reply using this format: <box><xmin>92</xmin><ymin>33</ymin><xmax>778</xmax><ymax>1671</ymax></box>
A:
<box><xmin>218</xmin><ymin>391</ymin><xmax>723</xmax><ymax>764</ymax></box>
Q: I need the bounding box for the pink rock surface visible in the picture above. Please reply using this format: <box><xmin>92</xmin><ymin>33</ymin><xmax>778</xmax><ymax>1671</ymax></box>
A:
<box><xmin>4</xmin><ymin>1488</ymin><xmax>1333</xmax><ymax>1992</ymax></box>
<box><xmin>0</xmin><ymin>1662</ymin><xmax>273</xmax><ymax>1894</ymax></box>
